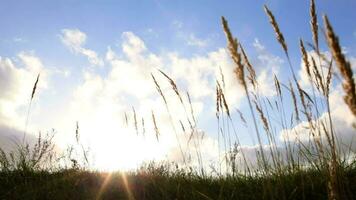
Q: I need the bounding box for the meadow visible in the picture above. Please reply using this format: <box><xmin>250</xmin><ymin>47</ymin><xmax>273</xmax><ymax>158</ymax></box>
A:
<box><xmin>1</xmin><ymin>0</ymin><xmax>355</xmax><ymax>199</ymax></box>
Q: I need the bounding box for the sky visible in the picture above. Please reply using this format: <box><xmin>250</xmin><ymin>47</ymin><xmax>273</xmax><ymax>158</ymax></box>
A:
<box><xmin>0</xmin><ymin>0</ymin><xmax>355</xmax><ymax>171</ymax></box>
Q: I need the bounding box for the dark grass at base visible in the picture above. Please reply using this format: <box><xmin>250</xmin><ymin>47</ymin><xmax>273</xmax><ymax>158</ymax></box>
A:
<box><xmin>1</xmin><ymin>167</ymin><xmax>355</xmax><ymax>200</ymax></box>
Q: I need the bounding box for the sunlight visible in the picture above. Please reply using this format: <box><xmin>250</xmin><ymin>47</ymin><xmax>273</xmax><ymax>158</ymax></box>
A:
<box><xmin>87</xmin><ymin>128</ymin><xmax>167</xmax><ymax>171</ymax></box>
<box><xmin>77</xmin><ymin>109</ymin><xmax>170</xmax><ymax>171</ymax></box>
<box><xmin>1</xmin><ymin>0</ymin><xmax>355</xmax><ymax>199</ymax></box>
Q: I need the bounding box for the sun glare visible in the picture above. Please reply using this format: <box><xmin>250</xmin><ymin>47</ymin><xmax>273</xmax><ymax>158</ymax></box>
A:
<box><xmin>80</xmin><ymin>118</ymin><xmax>170</xmax><ymax>171</ymax></box>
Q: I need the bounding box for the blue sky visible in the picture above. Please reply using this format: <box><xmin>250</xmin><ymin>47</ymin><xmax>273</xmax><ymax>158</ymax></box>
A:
<box><xmin>1</xmin><ymin>0</ymin><xmax>355</xmax><ymax>55</ymax></box>
<box><xmin>0</xmin><ymin>0</ymin><xmax>355</xmax><ymax>170</ymax></box>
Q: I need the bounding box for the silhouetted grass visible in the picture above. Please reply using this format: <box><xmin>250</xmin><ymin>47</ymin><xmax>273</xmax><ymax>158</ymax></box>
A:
<box><xmin>1</xmin><ymin>0</ymin><xmax>355</xmax><ymax>199</ymax></box>
<box><xmin>0</xmin><ymin>164</ymin><xmax>355</xmax><ymax>200</ymax></box>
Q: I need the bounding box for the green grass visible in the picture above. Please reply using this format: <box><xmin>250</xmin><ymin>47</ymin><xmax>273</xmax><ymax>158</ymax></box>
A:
<box><xmin>0</xmin><ymin>165</ymin><xmax>355</xmax><ymax>200</ymax></box>
<box><xmin>1</xmin><ymin>0</ymin><xmax>356</xmax><ymax>199</ymax></box>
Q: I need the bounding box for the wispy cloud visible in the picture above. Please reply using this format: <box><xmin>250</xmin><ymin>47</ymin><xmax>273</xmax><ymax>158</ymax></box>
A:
<box><xmin>0</xmin><ymin>52</ymin><xmax>48</xmax><ymax>129</ymax></box>
<box><xmin>13</xmin><ymin>37</ymin><xmax>27</xmax><ymax>43</ymax></box>
<box><xmin>186</xmin><ymin>33</ymin><xmax>209</xmax><ymax>47</ymax></box>
<box><xmin>60</xmin><ymin>29</ymin><xmax>104</xmax><ymax>67</ymax></box>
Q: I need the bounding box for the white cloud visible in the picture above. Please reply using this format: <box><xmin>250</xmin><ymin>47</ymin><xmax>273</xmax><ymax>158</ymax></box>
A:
<box><xmin>0</xmin><ymin>52</ymin><xmax>50</xmax><ymax>155</ymax></box>
<box><xmin>0</xmin><ymin>52</ymin><xmax>48</xmax><ymax>128</ymax></box>
<box><xmin>298</xmin><ymin>48</ymin><xmax>356</xmax><ymax>93</ymax></box>
<box><xmin>53</xmin><ymin>32</ymin><xmax>292</xmax><ymax>170</ymax></box>
<box><xmin>60</xmin><ymin>29</ymin><xmax>104</xmax><ymax>66</ymax></box>
<box><xmin>298</xmin><ymin>50</ymin><xmax>332</xmax><ymax>92</ymax></box>
<box><xmin>55</xmin><ymin>31</ymin><xmax>235</xmax><ymax>169</ymax></box>
<box><xmin>251</xmin><ymin>38</ymin><xmax>284</xmax><ymax>96</ymax></box>
<box><xmin>280</xmin><ymin>85</ymin><xmax>356</xmax><ymax>154</ymax></box>
<box><xmin>2</xmin><ymin>30</ymin><xmax>324</xmax><ymax>171</ymax></box>
<box><xmin>186</xmin><ymin>33</ymin><xmax>209</xmax><ymax>47</ymax></box>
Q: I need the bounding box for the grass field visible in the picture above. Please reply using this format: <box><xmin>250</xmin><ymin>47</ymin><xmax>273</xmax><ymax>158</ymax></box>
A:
<box><xmin>1</xmin><ymin>0</ymin><xmax>355</xmax><ymax>199</ymax></box>
<box><xmin>0</xmin><ymin>166</ymin><xmax>355</xmax><ymax>200</ymax></box>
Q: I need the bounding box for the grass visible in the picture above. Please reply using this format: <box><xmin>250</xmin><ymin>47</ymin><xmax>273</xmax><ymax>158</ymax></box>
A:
<box><xmin>1</xmin><ymin>0</ymin><xmax>356</xmax><ymax>199</ymax></box>
<box><xmin>1</xmin><ymin>165</ymin><xmax>355</xmax><ymax>200</ymax></box>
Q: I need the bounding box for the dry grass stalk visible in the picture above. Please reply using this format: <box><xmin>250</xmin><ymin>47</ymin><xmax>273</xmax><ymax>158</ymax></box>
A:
<box><xmin>221</xmin><ymin>17</ymin><xmax>247</xmax><ymax>89</ymax></box>
<box><xmin>297</xmin><ymin>83</ymin><xmax>313</xmax><ymax>126</ymax></box>
<box><xmin>310</xmin><ymin>0</ymin><xmax>319</xmax><ymax>52</ymax></box>
<box><xmin>222</xmin><ymin>16</ymin><xmax>268</xmax><ymax>170</ymax></box>
<box><xmin>219</xmin><ymin>66</ymin><xmax>226</xmax><ymax>89</ymax></box>
<box><xmin>158</xmin><ymin>69</ymin><xmax>184</xmax><ymax>104</ymax></box>
<box><xmin>151</xmin><ymin>73</ymin><xmax>186</xmax><ymax>163</ymax></box>
<box><xmin>325</xmin><ymin>60</ymin><xmax>333</xmax><ymax>97</ymax></box>
<box><xmin>289</xmin><ymin>81</ymin><xmax>300</xmax><ymax>122</ymax></box>
<box><xmin>151</xmin><ymin>111</ymin><xmax>160</xmax><ymax>141</ymax></box>
<box><xmin>124</xmin><ymin>112</ymin><xmax>129</xmax><ymax>127</ymax></box>
<box><xmin>324</xmin><ymin>15</ymin><xmax>356</xmax><ymax>116</ymax></box>
<box><xmin>311</xmin><ymin>56</ymin><xmax>323</xmax><ymax>91</ymax></box>
<box><xmin>31</xmin><ymin>73</ymin><xmax>40</xmax><ymax>100</ymax></box>
<box><xmin>216</xmin><ymin>84</ymin><xmax>221</xmax><ymax>119</ymax></box>
<box><xmin>300</xmin><ymin>40</ymin><xmax>312</xmax><ymax>79</ymax></box>
<box><xmin>141</xmin><ymin>118</ymin><xmax>146</xmax><ymax>136</ymax></box>
<box><xmin>215</xmin><ymin>85</ymin><xmax>220</xmax><ymax>119</ymax></box>
<box><xmin>132</xmin><ymin>107</ymin><xmax>138</xmax><ymax>136</ymax></box>
<box><xmin>254</xmin><ymin>101</ymin><xmax>269</xmax><ymax>132</ymax></box>
<box><xmin>321</xmin><ymin>121</ymin><xmax>334</xmax><ymax>154</ymax></box>
<box><xmin>75</xmin><ymin>121</ymin><xmax>80</xmax><ymax>143</ymax></box>
<box><xmin>179</xmin><ymin>120</ymin><xmax>186</xmax><ymax>133</ymax></box>
<box><xmin>186</xmin><ymin>92</ymin><xmax>197</xmax><ymax>125</ymax></box>
<box><xmin>236</xmin><ymin>109</ymin><xmax>247</xmax><ymax>125</ymax></box>
<box><xmin>274</xmin><ymin>75</ymin><xmax>282</xmax><ymax>98</ymax></box>
<box><xmin>216</xmin><ymin>81</ymin><xmax>230</xmax><ymax>118</ymax></box>
<box><xmin>151</xmin><ymin>73</ymin><xmax>168</xmax><ymax>106</ymax></box>
<box><xmin>264</xmin><ymin>5</ymin><xmax>288</xmax><ymax>53</ymax></box>
<box><xmin>23</xmin><ymin>73</ymin><xmax>41</xmax><ymax>143</ymax></box>
<box><xmin>221</xmin><ymin>90</ymin><xmax>231</xmax><ymax>118</ymax></box>
<box><xmin>240</xmin><ymin>44</ymin><xmax>257</xmax><ymax>88</ymax></box>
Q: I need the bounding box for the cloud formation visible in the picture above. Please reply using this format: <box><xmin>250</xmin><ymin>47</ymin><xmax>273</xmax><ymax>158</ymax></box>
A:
<box><xmin>60</xmin><ymin>29</ymin><xmax>104</xmax><ymax>66</ymax></box>
<box><xmin>0</xmin><ymin>52</ymin><xmax>47</xmax><ymax>128</ymax></box>
<box><xmin>5</xmin><ymin>29</ymin><xmax>349</xmax><ymax>171</ymax></box>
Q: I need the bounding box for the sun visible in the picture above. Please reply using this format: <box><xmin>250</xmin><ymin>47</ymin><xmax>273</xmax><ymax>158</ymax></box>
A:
<box><xmin>80</xmin><ymin>121</ymin><xmax>170</xmax><ymax>171</ymax></box>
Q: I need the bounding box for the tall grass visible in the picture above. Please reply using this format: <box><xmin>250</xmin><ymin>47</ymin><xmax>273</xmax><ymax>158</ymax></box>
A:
<box><xmin>0</xmin><ymin>0</ymin><xmax>355</xmax><ymax>199</ymax></box>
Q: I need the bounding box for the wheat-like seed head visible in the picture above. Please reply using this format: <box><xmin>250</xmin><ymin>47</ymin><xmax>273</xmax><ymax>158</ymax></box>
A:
<box><xmin>132</xmin><ymin>107</ymin><xmax>138</xmax><ymax>135</ymax></box>
<box><xmin>151</xmin><ymin>110</ymin><xmax>160</xmax><ymax>141</ymax></box>
<box><xmin>75</xmin><ymin>121</ymin><xmax>79</xmax><ymax>143</ymax></box>
<box><xmin>141</xmin><ymin>118</ymin><xmax>146</xmax><ymax>136</ymax></box>
<box><xmin>254</xmin><ymin>101</ymin><xmax>269</xmax><ymax>132</ymax></box>
<box><xmin>221</xmin><ymin>90</ymin><xmax>230</xmax><ymax>118</ymax></box>
<box><xmin>151</xmin><ymin>73</ymin><xmax>168</xmax><ymax>106</ymax></box>
<box><xmin>240</xmin><ymin>44</ymin><xmax>257</xmax><ymax>88</ymax></box>
<box><xmin>297</xmin><ymin>83</ymin><xmax>313</xmax><ymax>126</ymax></box>
<box><xmin>124</xmin><ymin>112</ymin><xmax>129</xmax><ymax>127</ymax></box>
<box><xmin>158</xmin><ymin>69</ymin><xmax>184</xmax><ymax>105</ymax></box>
<box><xmin>221</xmin><ymin>17</ymin><xmax>247</xmax><ymax>89</ymax></box>
<box><xmin>310</xmin><ymin>0</ymin><xmax>319</xmax><ymax>51</ymax></box>
<box><xmin>215</xmin><ymin>84</ymin><xmax>221</xmax><ymax>118</ymax></box>
<box><xmin>273</xmin><ymin>75</ymin><xmax>282</xmax><ymax>98</ymax></box>
<box><xmin>325</xmin><ymin>60</ymin><xmax>333</xmax><ymax>97</ymax></box>
<box><xmin>311</xmin><ymin>56</ymin><xmax>323</xmax><ymax>92</ymax></box>
<box><xmin>216</xmin><ymin>81</ymin><xmax>230</xmax><ymax>117</ymax></box>
<box><xmin>31</xmin><ymin>73</ymin><xmax>40</xmax><ymax>100</ymax></box>
<box><xmin>264</xmin><ymin>5</ymin><xmax>288</xmax><ymax>53</ymax></box>
<box><xmin>300</xmin><ymin>40</ymin><xmax>312</xmax><ymax>79</ymax></box>
<box><xmin>219</xmin><ymin>66</ymin><xmax>226</xmax><ymax>89</ymax></box>
<box><xmin>324</xmin><ymin>15</ymin><xmax>356</xmax><ymax>116</ymax></box>
<box><xmin>289</xmin><ymin>81</ymin><xmax>300</xmax><ymax>122</ymax></box>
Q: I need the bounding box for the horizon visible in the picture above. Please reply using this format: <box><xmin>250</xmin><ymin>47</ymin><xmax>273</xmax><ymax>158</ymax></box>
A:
<box><xmin>0</xmin><ymin>0</ymin><xmax>355</xmax><ymax>171</ymax></box>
